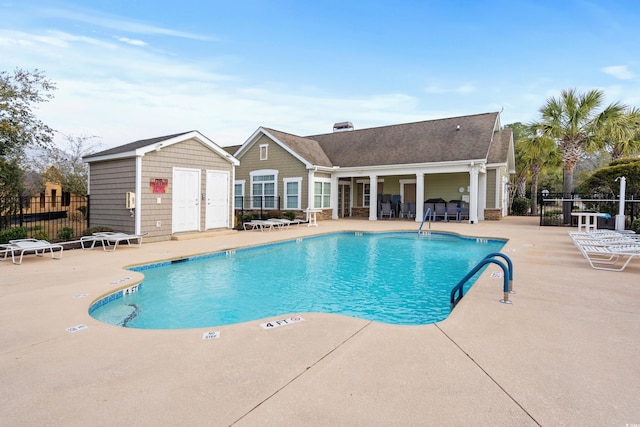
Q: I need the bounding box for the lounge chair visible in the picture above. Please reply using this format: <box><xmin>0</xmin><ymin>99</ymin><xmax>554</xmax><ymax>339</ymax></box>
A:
<box><xmin>243</xmin><ymin>220</ymin><xmax>279</xmax><ymax>231</ymax></box>
<box><xmin>268</xmin><ymin>218</ymin><xmax>304</xmax><ymax>227</ymax></box>
<box><xmin>92</xmin><ymin>232</ymin><xmax>146</xmax><ymax>251</ymax></box>
<box><xmin>398</xmin><ymin>203</ymin><xmax>409</xmax><ymax>219</ymax></box>
<box><xmin>577</xmin><ymin>244</ymin><xmax>640</xmax><ymax>271</ymax></box>
<box><xmin>6</xmin><ymin>238</ymin><xmax>64</xmax><ymax>265</ymax></box>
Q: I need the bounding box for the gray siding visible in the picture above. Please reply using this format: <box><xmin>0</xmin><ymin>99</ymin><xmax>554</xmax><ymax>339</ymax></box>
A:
<box><xmin>88</xmin><ymin>159</ymin><xmax>136</xmax><ymax>233</ymax></box>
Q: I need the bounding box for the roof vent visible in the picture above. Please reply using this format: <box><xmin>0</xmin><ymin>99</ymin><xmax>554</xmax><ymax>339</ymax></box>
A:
<box><xmin>333</xmin><ymin>121</ymin><xmax>354</xmax><ymax>132</ymax></box>
<box><xmin>456</xmin><ymin>125</ymin><xmax>460</xmax><ymax>131</ymax></box>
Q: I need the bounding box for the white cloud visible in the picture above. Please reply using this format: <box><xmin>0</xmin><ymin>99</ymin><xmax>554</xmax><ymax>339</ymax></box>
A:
<box><xmin>41</xmin><ymin>7</ymin><xmax>213</xmax><ymax>41</ymax></box>
<box><xmin>115</xmin><ymin>37</ymin><xmax>148</xmax><ymax>47</ymax></box>
<box><xmin>602</xmin><ymin>65</ymin><xmax>635</xmax><ymax>80</ymax></box>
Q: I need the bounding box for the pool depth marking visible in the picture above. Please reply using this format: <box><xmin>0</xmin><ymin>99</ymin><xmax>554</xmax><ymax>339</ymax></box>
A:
<box><xmin>260</xmin><ymin>316</ymin><xmax>305</xmax><ymax>329</ymax></box>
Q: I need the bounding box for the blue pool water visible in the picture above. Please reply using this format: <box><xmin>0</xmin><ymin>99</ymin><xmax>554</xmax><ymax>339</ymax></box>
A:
<box><xmin>89</xmin><ymin>232</ymin><xmax>505</xmax><ymax>329</ymax></box>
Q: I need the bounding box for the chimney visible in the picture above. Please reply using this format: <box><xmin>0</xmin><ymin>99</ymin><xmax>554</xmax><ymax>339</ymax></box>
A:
<box><xmin>333</xmin><ymin>121</ymin><xmax>354</xmax><ymax>132</ymax></box>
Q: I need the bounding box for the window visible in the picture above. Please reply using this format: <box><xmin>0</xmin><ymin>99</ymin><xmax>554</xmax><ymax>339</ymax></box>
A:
<box><xmin>250</xmin><ymin>170</ymin><xmax>277</xmax><ymax>209</ymax></box>
<box><xmin>259</xmin><ymin>144</ymin><xmax>268</xmax><ymax>160</ymax></box>
<box><xmin>283</xmin><ymin>178</ymin><xmax>302</xmax><ymax>210</ymax></box>
<box><xmin>363</xmin><ymin>183</ymin><xmax>370</xmax><ymax>207</ymax></box>
<box><xmin>234</xmin><ymin>181</ymin><xmax>245</xmax><ymax>208</ymax></box>
<box><xmin>313</xmin><ymin>179</ymin><xmax>331</xmax><ymax>209</ymax></box>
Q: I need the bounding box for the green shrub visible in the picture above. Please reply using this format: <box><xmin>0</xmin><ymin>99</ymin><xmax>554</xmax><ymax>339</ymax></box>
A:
<box><xmin>632</xmin><ymin>219</ymin><xmax>640</xmax><ymax>234</ymax></box>
<box><xmin>82</xmin><ymin>226</ymin><xmax>114</xmax><ymax>236</ymax></box>
<box><xmin>31</xmin><ymin>231</ymin><xmax>49</xmax><ymax>241</ymax></box>
<box><xmin>511</xmin><ymin>197</ymin><xmax>530</xmax><ymax>215</ymax></box>
<box><xmin>240</xmin><ymin>213</ymin><xmax>255</xmax><ymax>223</ymax></box>
<box><xmin>77</xmin><ymin>205</ymin><xmax>87</xmax><ymax>217</ymax></box>
<box><xmin>57</xmin><ymin>227</ymin><xmax>75</xmax><ymax>241</ymax></box>
<box><xmin>0</xmin><ymin>226</ymin><xmax>28</xmax><ymax>244</ymax></box>
<box><xmin>283</xmin><ymin>211</ymin><xmax>296</xmax><ymax>220</ymax></box>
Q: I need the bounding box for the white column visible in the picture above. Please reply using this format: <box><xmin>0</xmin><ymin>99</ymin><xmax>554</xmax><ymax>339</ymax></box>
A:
<box><xmin>369</xmin><ymin>174</ymin><xmax>378</xmax><ymax>221</ymax></box>
<box><xmin>330</xmin><ymin>175</ymin><xmax>339</xmax><ymax>219</ymax></box>
<box><xmin>469</xmin><ymin>165</ymin><xmax>479</xmax><ymax>224</ymax></box>
<box><xmin>415</xmin><ymin>172</ymin><xmax>425</xmax><ymax>222</ymax></box>
<box><xmin>478</xmin><ymin>170</ymin><xmax>487</xmax><ymax>220</ymax></box>
<box><xmin>306</xmin><ymin>169</ymin><xmax>315</xmax><ymax>222</ymax></box>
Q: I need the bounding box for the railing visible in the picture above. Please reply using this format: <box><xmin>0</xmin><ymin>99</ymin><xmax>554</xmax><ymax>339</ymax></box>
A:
<box><xmin>539</xmin><ymin>193</ymin><xmax>639</xmax><ymax>227</ymax></box>
<box><xmin>234</xmin><ymin>196</ymin><xmax>282</xmax><ymax>219</ymax></box>
<box><xmin>418</xmin><ymin>208</ymin><xmax>431</xmax><ymax>234</ymax></box>
<box><xmin>0</xmin><ymin>194</ymin><xmax>89</xmax><ymax>243</ymax></box>
<box><xmin>450</xmin><ymin>253</ymin><xmax>514</xmax><ymax>308</ymax></box>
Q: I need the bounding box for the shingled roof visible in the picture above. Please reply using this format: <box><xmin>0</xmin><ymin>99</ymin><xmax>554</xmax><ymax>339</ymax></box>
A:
<box><xmin>254</xmin><ymin>112</ymin><xmax>503</xmax><ymax>168</ymax></box>
<box><xmin>84</xmin><ymin>131</ymin><xmax>193</xmax><ymax>159</ymax></box>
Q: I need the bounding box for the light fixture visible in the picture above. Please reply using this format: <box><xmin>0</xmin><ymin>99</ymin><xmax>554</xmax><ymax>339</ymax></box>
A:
<box><xmin>458</xmin><ymin>186</ymin><xmax>465</xmax><ymax>193</ymax></box>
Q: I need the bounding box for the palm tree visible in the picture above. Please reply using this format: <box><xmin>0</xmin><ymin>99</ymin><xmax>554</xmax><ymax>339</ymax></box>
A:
<box><xmin>535</xmin><ymin>88</ymin><xmax>627</xmax><ymax>196</ymax></box>
<box><xmin>518</xmin><ymin>127</ymin><xmax>561</xmax><ymax>214</ymax></box>
<box><xmin>597</xmin><ymin>107</ymin><xmax>640</xmax><ymax>160</ymax></box>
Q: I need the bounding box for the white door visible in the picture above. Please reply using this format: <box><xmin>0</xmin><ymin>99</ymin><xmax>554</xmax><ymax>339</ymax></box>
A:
<box><xmin>206</xmin><ymin>170</ymin><xmax>229</xmax><ymax>229</ymax></box>
<box><xmin>172</xmin><ymin>167</ymin><xmax>201</xmax><ymax>233</ymax></box>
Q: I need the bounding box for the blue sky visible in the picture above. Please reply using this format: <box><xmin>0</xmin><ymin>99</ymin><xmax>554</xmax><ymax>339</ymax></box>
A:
<box><xmin>2</xmin><ymin>0</ymin><xmax>639</xmax><ymax>149</ymax></box>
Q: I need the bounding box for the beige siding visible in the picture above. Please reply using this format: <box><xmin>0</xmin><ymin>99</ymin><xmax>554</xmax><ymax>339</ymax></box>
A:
<box><xmin>486</xmin><ymin>169</ymin><xmax>497</xmax><ymax>208</ymax></box>
<box><xmin>141</xmin><ymin>138</ymin><xmax>234</xmax><ymax>241</ymax></box>
<box><xmin>424</xmin><ymin>173</ymin><xmax>470</xmax><ymax>202</ymax></box>
<box><xmin>235</xmin><ymin>135</ymin><xmax>308</xmax><ymax>210</ymax></box>
<box><xmin>88</xmin><ymin>159</ymin><xmax>136</xmax><ymax>233</ymax></box>
<box><xmin>89</xmin><ymin>138</ymin><xmax>234</xmax><ymax>243</ymax></box>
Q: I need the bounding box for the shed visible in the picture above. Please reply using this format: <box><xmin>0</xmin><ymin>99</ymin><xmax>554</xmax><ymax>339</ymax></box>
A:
<box><xmin>83</xmin><ymin>131</ymin><xmax>239</xmax><ymax>242</ymax></box>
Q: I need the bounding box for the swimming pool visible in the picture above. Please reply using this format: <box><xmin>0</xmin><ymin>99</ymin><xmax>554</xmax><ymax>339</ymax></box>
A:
<box><xmin>89</xmin><ymin>231</ymin><xmax>505</xmax><ymax>329</ymax></box>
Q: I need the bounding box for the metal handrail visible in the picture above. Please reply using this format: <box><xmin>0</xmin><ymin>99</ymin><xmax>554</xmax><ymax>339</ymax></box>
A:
<box><xmin>450</xmin><ymin>253</ymin><xmax>514</xmax><ymax>308</ymax></box>
<box><xmin>418</xmin><ymin>207</ymin><xmax>431</xmax><ymax>234</ymax></box>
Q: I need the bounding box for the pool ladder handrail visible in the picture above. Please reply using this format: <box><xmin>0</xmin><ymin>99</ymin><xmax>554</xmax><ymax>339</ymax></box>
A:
<box><xmin>418</xmin><ymin>207</ymin><xmax>431</xmax><ymax>234</ymax></box>
<box><xmin>450</xmin><ymin>252</ymin><xmax>515</xmax><ymax>308</ymax></box>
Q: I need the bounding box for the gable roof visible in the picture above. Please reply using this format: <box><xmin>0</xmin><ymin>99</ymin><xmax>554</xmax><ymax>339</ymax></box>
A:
<box><xmin>235</xmin><ymin>112</ymin><xmax>508</xmax><ymax>169</ymax></box>
<box><xmin>487</xmin><ymin>128</ymin><xmax>515</xmax><ymax>171</ymax></box>
<box><xmin>83</xmin><ymin>130</ymin><xmax>239</xmax><ymax>165</ymax></box>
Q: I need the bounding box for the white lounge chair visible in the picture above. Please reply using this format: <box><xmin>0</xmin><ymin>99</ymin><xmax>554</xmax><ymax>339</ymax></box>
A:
<box><xmin>268</xmin><ymin>218</ymin><xmax>304</xmax><ymax>227</ymax></box>
<box><xmin>6</xmin><ymin>238</ymin><xmax>64</xmax><ymax>265</ymax></box>
<box><xmin>92</xmin><ymin>232</ymin><xmax>146</xmax><ymax>251</ymax></box>
<box><xmin>242</xmin><ymin>220</ymin><xmax>279</xmax><ymax>231</ymax></box>
<box><xmin>577</xmin><ymin>244</ymin><xmax>640</xmax><ymax>271</ymax></box>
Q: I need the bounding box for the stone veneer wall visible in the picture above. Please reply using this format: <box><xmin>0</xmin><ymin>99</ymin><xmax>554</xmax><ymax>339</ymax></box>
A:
<box><xmin>484</xmin><ymin>208</ymin><xmax>502</xmax><ymax>220</ymax></box>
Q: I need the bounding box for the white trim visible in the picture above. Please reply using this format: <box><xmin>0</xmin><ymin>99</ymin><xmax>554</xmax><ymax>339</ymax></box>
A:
<box><xmin>250</xmin><ymin>169</ymin><xmax>278</xmax><ymax>209</ymax></box>
<box><xmin>134</xmin><ymin>156</ymin><xmax>142</xmax><ymax>235</ymax></box>
<box><xmin>283</xmin><ymin>177</ymin><xmax>302</xmax><ymax>210</ymax></box>
<box><xmin>84</xmin><ymin>131</ymin><xmax>239</xmax><ymax>165</ymax></box>
<box><xmin>312</xmin><ymin>177</ymin><xmax>332</xmax><ymax>209</ymax></box>
<box><xmin>259</xmin><ymin>143</ymin><xmax>268</xmax><ymax>160</ymax></box>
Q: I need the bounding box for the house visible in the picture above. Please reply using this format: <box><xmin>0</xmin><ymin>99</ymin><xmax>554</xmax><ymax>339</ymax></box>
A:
<box><xmin>83</xmin><ymin>131</ymin><xmax>239</xmax><ymax>242</ymax></box>
<box><xmin>232</xmin><ymin>112</ymin><xmax>515</xmax><ymax>223</ymax></box>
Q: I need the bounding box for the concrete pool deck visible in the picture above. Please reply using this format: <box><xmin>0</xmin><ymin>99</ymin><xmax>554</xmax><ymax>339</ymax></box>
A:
<box><xmin>1</xmin><ymin>216</ymin><xmax>639</xmax><ymax>426</ymax></box>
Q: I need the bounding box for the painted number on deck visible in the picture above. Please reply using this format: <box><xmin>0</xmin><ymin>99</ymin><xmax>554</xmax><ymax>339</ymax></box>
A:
<box><xmin>260</xmin><ymin>316</ymin><xmax>305</xmax><ymax>330</ymax></box>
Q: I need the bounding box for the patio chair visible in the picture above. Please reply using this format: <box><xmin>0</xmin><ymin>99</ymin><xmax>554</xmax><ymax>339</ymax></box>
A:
<box><xmin>423</xmin><ymin>202</ymin><xmax>435</xmax><ymax>221</ymax></box>
<box><xmin>407</xmin><ymin>203</ymin><xmax>416</xmax><ymax>220</ymax></box>
<box><xmin>92</xmin><ymin>232</ymin><xmax>147</xmax><ymax>251</ymax></box>
<box><xmin>433</xmin><ymin>202</ymin><xmax>447</xmax><ymax>221</ymax></box>
<box><xmin>459</xmin><ymin>202</ymin><xmax>470</xmax><ymax>221</ymax></box>
<box><xmin>445</xmin><ymin>202</ymin><xmax>460</xmax><ymax>222</ymax></box>
<box><xmin>380</xmin><ymin>202</ymin><xmax>394</xmax><ymax>219</ymax></box>
<box><xmin>6</xmin><ymin>238</ymin><xmax>64</xmax><ymax>265</ymax></box>
<box><xmin>399</xmin><ymin>203</ymin><xmax>409</xmax><ymax>219</ymax></box>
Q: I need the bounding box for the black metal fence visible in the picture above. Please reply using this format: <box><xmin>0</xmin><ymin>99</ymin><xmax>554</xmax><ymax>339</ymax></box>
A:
<box><xmin>539</xmin><ymin>192</ymin><xmax>639</xmax><ymax>229</ymax></box>
<box><xmin>0</xmin><ymin>194</ymin><xmax>89</xmax><ymax>243</ymax></box>
<box><xmin>234</xmin><ymin>196</ymin><xmax>281</xmax><ymax>218</ymax></box>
